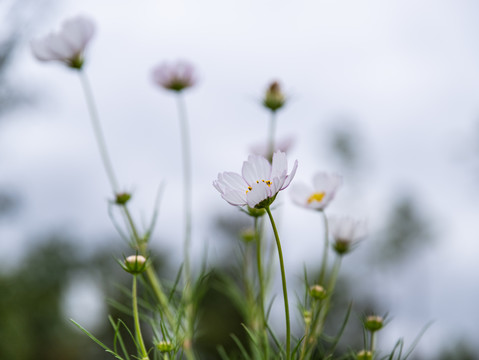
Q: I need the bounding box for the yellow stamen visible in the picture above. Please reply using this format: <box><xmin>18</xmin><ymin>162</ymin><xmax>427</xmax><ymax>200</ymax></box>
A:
<box><xmin>307</xmin><ymin>192</ymin><xmax>325</xmax><ymax>204</ymax></box>
<box><xmin>246</xmin><ymin>186</ymin><xmax>252</xmax><ymax>194</ymax></box>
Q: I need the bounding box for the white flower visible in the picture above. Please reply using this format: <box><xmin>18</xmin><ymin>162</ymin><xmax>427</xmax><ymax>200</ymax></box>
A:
<box><xmin>213</xmin><ymin>151</ymin><xmax>298</xmax><ymax>208</ymax></box>
<box><xmin>330</xmin><ymin>216</ymin><xmax>367</xmax><ymax>255</ymax></box>
<box><xmin>151</xmin><ymin>61</ymin><xmax>197</xmax><ymax>92</ymax></box>
<box><xmin>290</xmin><ymin>172</ymin><xmax>342</xmax><ymax>210</ymax></box>
<box><xmin>31</xmin><ymin>15</ymin><xmax>95</xmax><ymax>69</ymax></box>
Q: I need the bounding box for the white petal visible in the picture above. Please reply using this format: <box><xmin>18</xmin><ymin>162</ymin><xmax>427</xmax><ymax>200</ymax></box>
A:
<box><xmin>31</xmin><ymin>38</ymin><xmax>56</xmax><ymax>61</ymax></box>
<box><xmin>281</xmin><ymin>159</ymin><xmax>298</xmax><ymax>189</ymax></box>
<box><xmin>290</xmin><ymin>183</ymin><xmax>313</xmax><ymax>207</ymax></box>
<box><xmin>312</xmin><ymin>172</ymin><xmax>342</xmax><ymax>193</ymax></box>
<box><xmin>222</xmin><ymin>189</ymin><xmax>247</xmax><ymax>206</ymax></box>
<box><xmin>246</xmin><ymin>182</ymin><xmax>270</xmax><ymax>208</ymax></box>
<box><xmin>271</xmin><ymin>151</ymin><xmax>287</xmax><ymax>179</ymax></box>
<box><xmin>221</xmin><ymin>171</ymin><xmax>247</xmax><ymax>192</ymax></box>
<box><xmin>62</xmin><ymin>16</ymin><xmax>95</xmax><ymax>51</ymax></box>
<box><xmin>242</xmin><ymin>155</ymin><xmax>270</xmax><ymax>185</ymax></box>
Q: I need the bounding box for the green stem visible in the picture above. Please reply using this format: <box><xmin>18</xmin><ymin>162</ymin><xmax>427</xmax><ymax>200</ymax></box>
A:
<box><xmin>370</xmin><ymin>331</ymin><xmax>376</xmax><ymax>357</ymax></box>
<box><xmin>176</xmin><ymin>93</ymin><xmax>195</xmax><ymax>360</ymax></box>
<box><xmin>267</xmin><ymin>111</ymin><xmax>277</xmax><ymax>162</ymax></box>
<box><xmin>265</xmin><ymin>206</ymin><xmax>290</xmax><ymax>360</ymax></box>
<box><xmin>78</xmin><ymin>71</ymin><xmax>119</xmax><ymax>192</ymax></box>
<box><xmin>315</xmin><ymin>256</ymin><xmax>342</xmax><ymax>337</ymax></box>
<box><xmin>318</xmin><ymin>210</ymin><xmax>329</xmax><ymax>286</ymax></box>
<box><xmin>255</xmin><ymin>217</ymin><xmax>269</xmax><ymax>356</ymax></box>
<box><xmin>133</xmin><ymin>275</ymin><xmax>149</xmax><ymax>360</ymax></box>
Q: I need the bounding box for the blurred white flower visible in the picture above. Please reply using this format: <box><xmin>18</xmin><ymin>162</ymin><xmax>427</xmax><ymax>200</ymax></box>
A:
<box><xmin>290</xmin><ymin>172</ymin><xmax>342</xmax><ymax>210</ymax></box>
<box><xmin>213</xmin><ymin>151</ymin><xmax>298</xmax><ymax>208</ymax></box>
<box><xmin>250</xmin><ymin>136</ymin><xmax>295</xmax><ymax>158</ymax></box>
<box><xmin>31</xmin><ymin>15</ymin><xmax>95</xmax><ymax>69</ymax></box>
<box><xmin>330</xmin><ymin>216</ymin><xmax>367</xmax><ymax>255</ymax></box>
<box><xmin>151</xmin><ymin>61</ymin><xmax>197</xmax><ymax>92</ymax></box>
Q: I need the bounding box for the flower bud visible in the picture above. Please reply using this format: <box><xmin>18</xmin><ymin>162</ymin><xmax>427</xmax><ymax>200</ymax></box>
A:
<box><xmin>156</xmin><ymin>340</ymin><xmax>174</xmax><ymax>353</ymax></box>
<box><xmin>356</xmin><ymin>350</ymin><xmax>373</xmax><ymax>360</ymax></box>
<box><xmin>262</xmin><ymin>81</ymin><xmax>286</xmax><ymax>112</ymax></box>
<box><xmin>309</xmin><ymin>285</ymin><xmax>327</xmax><ymax>300</ymax></box>
<box><xmin>364</xmin><ymin>315</ymin><xmax>384</xmax><ymax>332</ymax></box>
<box><xmin>303</xmin><ymin>310</ymin><xmax>312</xmax><ymax>324</ymax></box>
<box><xmin>151</xmin><ymin>61</ymin><xmax>196</xmax><ymax>92</ymax></box>
<box><xmin>240</xmin><ymin>228</ymin><xmax>255</xmax><ymax>243</ymax></box>
<box><xmin>122</xmin><ymin>255</ymin><xmax>148</xmax><ymax>275</ymax></box>
<box><xmin>115</xmin><ymin>192</ymin><xmax>132</xmax><ymax>205</ymax></box>
<box><xmin>332</xmin><ymin>239</ymin><xmax>352</xmax><ymax>255</ymax></box>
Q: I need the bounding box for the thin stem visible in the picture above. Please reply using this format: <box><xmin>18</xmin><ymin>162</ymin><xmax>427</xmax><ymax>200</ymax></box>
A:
<box><xmin>265</xmin><ymin>206</ymin><xmax>290</xmax><ymax>360</ymax></box>
<box><xmin>78</xmin><ymin>71</ymin><xmax>119</xmax><ymax>192</ymax></box>
<box><xmin>267</xmin><ymin>111</ymin><xmax>277</xmax><ymax>162</ymax></box>
<box><xmin>255</xmin><ymin>216</ymin><xmax>269</xmax><ymax>356</ymax></box>
<box><xmin>318</xmin><ymin>210</ymin><xmax>329</xmax><ymax>286</ymax></box>
<box><xmin>370</xmin><ymin>331</ymin><xmax>376</xmax><ymax>357</ymax></box>
<box><xmin>176</xmin><ymin>93</ymin><xmax>195</xmax><ymax>360</ymax></box>
<box><xmin>176</xmin><ymin>93</ymin><xmax>193</xmax><ymax>279</ymax></box>
<box><xmin>133</xmin><ymin>275</ymin><xmax>149</xmax><ymax>360</ymax></box>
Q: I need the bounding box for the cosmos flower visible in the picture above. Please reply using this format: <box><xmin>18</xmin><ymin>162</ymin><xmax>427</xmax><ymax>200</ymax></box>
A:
<box><xmin>31</xmin><ymin>15</ymin><xmax>95</xmax><ymax>69</ymax></box>
<box><xmin>330</xmin><ymin>216</ymin><xmax>367</xmax><ymax>255</ymax></box>
<box><xmin>213</xmin><ymin>151</ymin><xmax>298</xmax><ymax>208</ymax></box>
<box><xmin>151</xmin><ymin>61</ymin><xmax>197</xmax><ymax>92</ymax></box>
<box><xmin>290</xmin><ymin>172</ymin><xmax>342</xmax><ymax>210</ymax></box>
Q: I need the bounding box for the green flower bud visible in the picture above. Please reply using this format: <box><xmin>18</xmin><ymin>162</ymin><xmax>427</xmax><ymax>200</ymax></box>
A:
<box><xmin>303</xmin><ymin>310</ymin><xmax>312</xmax><ymax>324</ymax></box>
<box><xmin>156</xmin><ymin>340</ymin><xmax>174</xmax><ymax>353</ymax></box>
<box><xmin>356</xmin><ymin>350</ymin><xmax>373</xmax><ymax>360</ymax></box>
<box><xmin>309</xmin><ymin>284</ymin><xmax>327</xmax><ymax>300</ymax></box>
<box><xmin>364</xmin><ymin>315</ymin><xmax>384</xmax><ymax>332</ymax></box>
<box><xmin>121</xmin><ymin>255</ymin><xmax>148</xmax><ymax>275</ymax></box>
<box><xmin>115</xmin><ymin>192</ymin><xmax>132</xmax><ymax>205</ymax></box>
<box><xmin>333</xmin><ymin>239</ymin><xmax>352</xmax><ymax>255</ymax></box>
<box><xmin>263</xmin><ymin>81</ymin><xmax>286</xmax><ymax>112</ymax></box>
<box><xmin>240</xmin><ymin>228</ymin><xmax>256</xmax><ymax>243</ymax></box>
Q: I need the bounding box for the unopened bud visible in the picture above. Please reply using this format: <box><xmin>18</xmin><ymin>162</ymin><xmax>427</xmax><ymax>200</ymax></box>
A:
<box><xmin>240</xmin><ymin>228</ymin><xmax>255</xmax><ymax>243</ymax></box>
<box><xmin>303</xmin><ymin>310</ymin><xmax>312</xmax><ymax>324</ymax></box>
<box><xmin>122</xmin><ymin>255</ymin><xmax>148</xmax><ymax>275</ymax></box>
<box><xmin>333</xmin><ymin>239</ymin><xmax>352</xmax><ymax>255</ymax></box>
<box><xmin>115</xmin><ymin>192</ymin><xmax>132</xmax><ymax>205</ymax></box>
<box><xmin>262</xmin><ymin>81</ymin><xmax>286</xmax><ymax>112</ymax></box>
<box><xmin>364</xmin><ymin>315</ymin><xmax>384</xmax><ymax>332</ymax></box>
<box><xmin>156</xmin><ymin>340</ymin><xmax>174</xmax><ymax>353</ymax></box>
<box><xmin>309</xmin><ymin>285</ymin><xmax>327</xmax><ymax>300</ymax></box>
<box><xmin>356</xmin><ymin>350</ymin><xmax>373</xmax><ymax>360</ymax></box>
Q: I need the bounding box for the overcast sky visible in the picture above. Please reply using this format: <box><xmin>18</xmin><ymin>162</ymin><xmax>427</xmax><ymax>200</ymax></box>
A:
<box><xmin>1</xmin><ymin>0</ymin><xmax>479</xmax><ymax>356</ymax></box>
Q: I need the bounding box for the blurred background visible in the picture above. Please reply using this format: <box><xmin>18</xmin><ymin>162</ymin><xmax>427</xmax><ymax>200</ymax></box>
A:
<box><xmin>1</xmin><ymin>0</ymin><xmax>478</xmax><ymax>358</ymax></box>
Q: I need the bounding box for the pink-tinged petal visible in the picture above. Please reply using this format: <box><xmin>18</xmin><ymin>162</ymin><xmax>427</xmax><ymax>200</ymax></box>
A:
<box><xmin>243</xmin><ymin>154</ymin><xmax>270</xmax><ymax>183</ymax></box>
<box><xmin>270</xmin><ymin>176</ymin><xmax>284</xmax><ymax>195</ymax></box>
<box><xmin>246</xmin><ymin>182</ymin><xmax>270</xmax><ymax>208</ymax></box>
<box><xmin>271</xmin><ymin>151</ymin><xmax>287</xmax><ymax>179</ymax></box>
<box><xmin>31</xmin><ymin>39</ymin><xmax>56</xmax><ymax>61</ymax></box>
<box><xmin>61</xmin><ymin>16</ymin><xmax>95</xmax><ymax>53</ymax></box>
<box><xmin>281</xmin><ymin>159</ymin><xmax>298</xmax><ymax>189</ymax></box>
<box><xmin>242</xmin><ymin>155</ymin><xmax>270</xmax><ymax>185</ymax></box>
<box><xmin>222</xmin><ymin>189</ymin><xmax>247</xmax><ymax>206</ymax></box>
<box><xmin>221</xmin><ymin>171</ymin><xmax>247</xmax><ymax>192</ymax></box>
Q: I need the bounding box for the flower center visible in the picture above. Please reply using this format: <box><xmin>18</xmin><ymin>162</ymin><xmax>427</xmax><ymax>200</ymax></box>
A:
<box><xmin>307</xmin><ymin>192</ymin><xmax>325</xmax><ymax>204</ymax></box>
<box><xmin>246</xmin><ymin>180</ymin><xmax>272</xmax><ymax>194</ymax></box>
<box><xmin>256</xmin><ymin>179</ymin><xmax>272</xmax><ymax>186</ymax></box>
